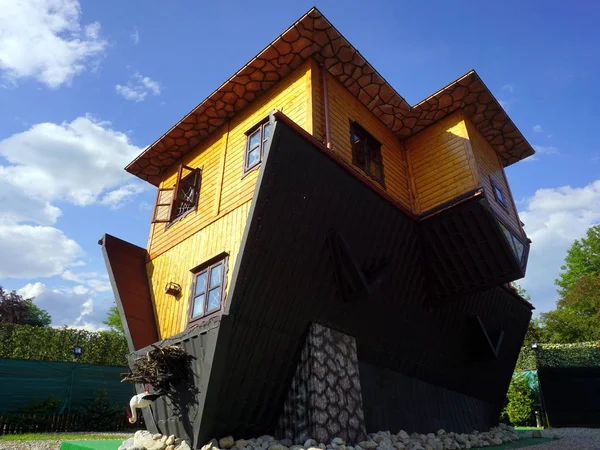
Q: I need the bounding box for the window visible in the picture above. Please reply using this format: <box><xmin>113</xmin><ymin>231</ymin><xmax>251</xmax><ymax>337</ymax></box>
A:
<box><xmin>350</xmin><ymin>121</ymin><xmax>384</xmax><ymax>184</ymax></box>
<box><xmin>152</xmin><ymin>165</ymin><xmax>202</xmax><ymax>223</ymax></box>
<box><xmin>491</xmin><ymin>179</ymin><xmax>508</xmax><ymax>209</ymax></box>
<box><xmin>189</xmin><ymin>257</ymin><xmax>227</xmax><ymax>324</ymax></box>
<box><xmin>244</xmin><ymin>120</ymin><xmax>271</xmax><ymax>173</ymax></box>
<box><xmin>498</xmin><ymin>220</ymin><xmax>525</xmax><ymax>263</ymax></box>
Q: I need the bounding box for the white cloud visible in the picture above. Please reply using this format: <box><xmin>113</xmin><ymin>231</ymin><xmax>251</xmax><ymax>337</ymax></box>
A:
<box><xmin>499</xmin><ymin>100</ymin><xmax>509</xmax><ymax>109</ymax></box>
<box><xmin>19</xmin><ymin>285</ymin><xmax>113</xmax><ymax>329</ymax></box>
<box><xmin>115</xmin><ymin>72</ymin><xmax>161</xmax><ymax>102</ymax></box>
<box><xmin>0</xmin><ymin>0</ymin><xmax>107</xmax><ymax>88</ymax></box>
<box><xmin>100</xmin><ymin>183</ymin><xmax>145</xmax><ymax>209</ymax></box>
<box><xmin>61</xmin><ymin>270</ymin><xmax>111</xmax><ymax>292</ymax></box>
<box><xmin>533</xmin><ymin>145</ymin><xmax>559</xmax><ymax>155</ymax></box>
<box><xmin>131</xmin><ymin>28</ymin><xmax>140</xmax><ymax>45</ymax></box>
<box><xmin>0</xmin><ymin>224</ymin><xmax>82</xmax><ymax>278</ymax></box>
<box><xmin>519</xmin><ymin>180</ymin><xmax>600</xmax><ymax>313</ymax></box>
<box><xmin>502</xmin><ymin>84</ymin><xmax>515</xmax><ymax>94</ymax></box>
<box><xmin>17</xmin><ymin>282</ymin><xmax>47</xmax><ymax>299</ymax></box>
<box><xmin>533</xmin><ymin>125</ymin><xmax>543</xmax><ymax>133</ymax></box>
<box><xmin>0</xmin><ymin>115</ymin><xmax>144</xmax><ymax>206</ymax></box>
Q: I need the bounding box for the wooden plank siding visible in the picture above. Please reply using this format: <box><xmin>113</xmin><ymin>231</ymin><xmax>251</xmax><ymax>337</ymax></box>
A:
<box><xmin>147</xmin><ymin>201</ymin><xmax>251</xmax><ymax>339</ymax></box>
<box><xmin>320</xmin><ymin>67</ymin><xmax>412</xmax><ymax>209</ymax></box>
<box><xmin>147</xmin><ymin>59</ymin><xmax>313</xmax><ymax>259</ymax></box>
<box><xmin>405</xmin><ymin>111</ymin><xmax>477</xmax><ymax>214</ymax></box>
<box><xmin>465</xmin><ymin>118</ymin><xmax>523</xmax><ymax>236</ymax></box>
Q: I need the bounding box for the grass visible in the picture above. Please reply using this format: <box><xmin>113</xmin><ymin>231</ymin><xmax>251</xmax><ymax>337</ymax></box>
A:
<box><xmin>0</xmin><ymin>433</ymin><xmax>132</xmax><ymax>442</ymax></box>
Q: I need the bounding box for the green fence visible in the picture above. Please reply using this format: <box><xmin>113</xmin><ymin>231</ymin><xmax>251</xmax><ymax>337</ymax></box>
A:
<box><xmin>0</xmin><ymin>358</ymin><xmax>134</xmax><ymax>414</ymax></box>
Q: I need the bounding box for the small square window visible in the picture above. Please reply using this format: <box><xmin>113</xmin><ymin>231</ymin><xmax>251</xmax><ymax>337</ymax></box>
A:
<box><xmin>152</xmin><ymin>165</ymin><xmax>202</xmax><ymax>224</ymax></box>
<box><xmin>244</xmin><ymin>120</ymin><xmax>271</xmax><ymax>173</ymax></box>
<box><xmin>350</xmin><ymin>121</ymin><xmax>384</xmax><ymax>184</ymax></box>
<box><xmin>491</xmin><ymin>179</ymin><xmax>508</xmax><ymax>209</ymax></box>
<box><xmin>189</xmin><ymin>256</ymin><xmax>227</xmax><ymax>325</ymax></box>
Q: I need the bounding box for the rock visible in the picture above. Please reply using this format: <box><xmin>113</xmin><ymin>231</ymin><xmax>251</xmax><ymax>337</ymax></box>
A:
<box><xmin>177</xmin><ymin>443</ymin><xmax>192</xmax><ymax>450</ymax></box>
<box><xmin>153</xmin><ymin>434</ymin><xmax>163</xmax><ymax>441</ymax></box>
<box><xmin>236</xmin><ymin>440</ymin><xmax>249</xmax><ymax>448</ymax></box>
<box><xmin>166</xmin><ymin>446</ymin><xmax>176</xmax><ymax>450</ymax></box>
<box><xmin>145</xmin><ymin>440</ymin><xmax>167</xmax><ymax>450</ymax></box>
<box><xmin>164</xmin><ymin>436</ymin><xmax>175</xmax><ymax>446</ymax></box>
<box><xmin>134</xmin><ymin>431</ymin><xmax>154</xmax><ymax>447</ymax></box>
<box><xmin>489</xmin><ymin>438</ymin><xmax>503</xmax><ymax>446</ymax></box>
<box><xmin>358</xmin><ymin>442</ymin><xmax>377</xmax><ymax>450</ymax></box>
<box><xmin>281</xmin><ymin>440</ymin><xmax>293</xmax><ymax>447</ymax></box>
<box><xmin>393</xmin><ymin>444</ymin><xmax>405</xmax><ymax>450</ymax></box>
<box><xmin>290</xmin><ymin>446</ymin><xmax>304</xmax><ymax>450</ymax></box>
<box><xmin>119</xmin><ymin>437</ymin><xmax>134</xmax><ymax>450</ymax></box>
<box><xmin>532</xmin><ymin>431</ymin><xmax>542</xmax><ymax>439</ymax></box>
<box><xmin>332</xmin><ymin>438</ymin><xmax>345</xmax><ymax>446</ymax></box>
<box><xmin>268</xmin><ymin>444</ymin><xmax>288</xmax><ymax>450</ymax></box>
<box><xmin>220</xmin><ymin>437</ymin><xmax>235</xmax><ymax>449</ymax></box>
<box><xmin>260</xmin><ymin>436</ymin><xmax>275</xmax><ymax>443</ymax></box>
<box><xmin>318</xmin><ymin>444</ymin><xmax>326</xmax><ymax>450</ymax></box>
<box><xmin>305</xmin><ymin>440</ymin><xmax>317</xmax><ymax>448</ymax></box>
<box><xmin>308</xmin><ymin>447</ymin><xmax>322</xmax><ymax>450</ymax></box>
<box><xmin>175</xmin><ymin>439</ymin><xmax>183</xmax><ymax>446</ymax></box>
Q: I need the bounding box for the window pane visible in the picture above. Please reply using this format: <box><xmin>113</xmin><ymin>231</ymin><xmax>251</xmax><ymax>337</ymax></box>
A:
<box><xmin>512</xmin><ymin>235</ymin><xmax>525</xmax><ymax>261</ymax></box>
<box><xmin>192</xmin><ymin>293</ymin><xmax>205</xmax><ymax>318</ymax></box>
<box><xmin>263</xmin><ymin>123</ymin><xmax>271</xmax><ymax>140</ymax></box>
<box><xmin>195</xmin><ymin>272</ymin><xmax>207</xmax><ymax>295</ymax></box>
<box><xmin>157</xmin><ymin>189</ymin><xmax>173</xmax><ymax>204</ymax></box>
<box><xmin>248</xmin><ymin>148</ymin><xmax>260</xmax><ymax>167</ymax></box>
<box><xmin>210</xmin><ymin>263</ymin><xmax>223</xmax><ymax>288</ymax></box>
<box><xmin>207</xmin><ymin>287</ymin><xmax>221</xmax><ymax>312</ymax></box>
<box><xmin>354</xmin><ymin>142</ymin><xmax>367</xmax><ymax>169</ymax></box>
<box><xmin>154</xmin><ymin>205</ymin><xmax>170</xmax><ymax>221</ymax></box>
<box><xmin>249</xmin><ymin>130</ymin><xmax>261</xmax><ymax>150</ymax></box>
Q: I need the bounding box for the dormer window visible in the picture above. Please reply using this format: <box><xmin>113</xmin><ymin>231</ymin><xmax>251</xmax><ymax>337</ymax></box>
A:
<box><xmin>152</xmin><ymin>164</ymin><xmax>202</xmax><ymax>224</ymax></box>
<box><xmin>244</xmin><ymin>119</ymin><xmax>271</xmax><ymax>173</ymax></box>
<box><xmin>350</xmin><ymin>121</ymin><xmax>384</xmax><ymax>184</ymax></box>
<box><xmin>491</xmin><ymin>179</ymin><xmax>508</xmax><ymax>209</ymax></box>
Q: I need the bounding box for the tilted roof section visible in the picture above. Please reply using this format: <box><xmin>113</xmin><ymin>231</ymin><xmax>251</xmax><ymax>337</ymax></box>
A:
<box><xmin>127</xmin><ymin>7</ymin><xmax>535</xmax><ymax>186</ymax></box>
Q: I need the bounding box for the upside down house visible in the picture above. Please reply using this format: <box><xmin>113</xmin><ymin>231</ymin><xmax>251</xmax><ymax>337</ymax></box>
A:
<box><xmin>102</xmin><ymin>7</ymin><xmax>534</xmax><ymax>448</ymax></box>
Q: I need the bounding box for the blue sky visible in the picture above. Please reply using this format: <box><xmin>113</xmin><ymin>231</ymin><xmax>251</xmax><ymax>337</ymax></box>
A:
<box><xmin>1</xmin><ymin>0</ymin><xmax>599</xmax><ymax>329</ymax></box>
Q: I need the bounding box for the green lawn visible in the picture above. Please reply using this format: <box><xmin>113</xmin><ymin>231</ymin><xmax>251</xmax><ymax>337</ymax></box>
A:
<box><xmin>0</xmin><ymin>433</ymin><xmax>132</xmax><ymax>442</ymax></box>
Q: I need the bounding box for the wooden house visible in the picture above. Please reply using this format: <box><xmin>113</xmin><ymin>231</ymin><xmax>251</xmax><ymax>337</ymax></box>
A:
<box><xmin>102</xmin><ymin>8</ymin><xmax>534</xmax><ymax>448</ymax></box>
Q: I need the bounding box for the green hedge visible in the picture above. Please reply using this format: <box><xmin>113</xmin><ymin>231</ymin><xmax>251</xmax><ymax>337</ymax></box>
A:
<box><xmin>0</xmin><ymin>323</ymin><xmax>128</xmax><ymax>366</ymax></box>
<box><xmin>515</xmin><ymin>341</ymin><xmax>600</xmax><ymax>371</ymax></box>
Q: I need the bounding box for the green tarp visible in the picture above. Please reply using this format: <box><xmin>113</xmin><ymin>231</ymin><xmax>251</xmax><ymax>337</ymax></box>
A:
<box><xmin>60</xmin><ymin>441</ymin><xmax>122</xmax><ymax>450</ymax></box>
<box><xmin>0</xmin><ymin>358</ymin><xmax>135</xmax><ymax>413</ymax></box>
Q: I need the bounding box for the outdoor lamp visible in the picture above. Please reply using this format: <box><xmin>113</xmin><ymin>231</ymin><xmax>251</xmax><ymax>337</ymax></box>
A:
<box><xmin>164</xmin><ymin>281</ymin><xmax>181</xmax><ymax>297</ymax></box>
<box><xmin>72</xmin><ymin>345</ymin><xmax>83</xmax><ymax>358</ymax></box>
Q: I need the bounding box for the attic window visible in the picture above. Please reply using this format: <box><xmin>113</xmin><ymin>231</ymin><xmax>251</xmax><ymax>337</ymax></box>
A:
<box><xmin>244</xmin><ymin>119</ymin><xmax>271</xmax><ymax>173</ymax></box>
<box><xmin>350</xmin><ymin>121</ymin><xmax>384</xmax><ymax>184</ymax></box>
<box><xmin>491</xmin><ymin>179</ymin><xmax>508</xmax><ymax>209</ymax></box>
<box><xmin>152</xmin><ymin>165</ymin><xmax>202</xmax><ymax>224</ymax></box>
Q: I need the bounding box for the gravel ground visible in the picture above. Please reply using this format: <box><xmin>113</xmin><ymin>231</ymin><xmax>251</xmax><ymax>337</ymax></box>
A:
<box><xmin>518</xmin><ymin>428</ymin><xmax>600</xmax><ymax>449</ymax></box>
<box><xmin>1</xmin><ymin>429</ymin><xmax>600</xmax><ymax>450</ymax></box>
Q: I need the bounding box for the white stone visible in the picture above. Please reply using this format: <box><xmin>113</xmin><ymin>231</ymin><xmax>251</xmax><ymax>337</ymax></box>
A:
<box><xmin>119</xmin><ymin>437</ymin><xmax>134</xmax><ymax>450</ymax></box>
<box><xmin>268</xmin><ymin>444</ymin><xmax>288</xmax><ymax>450</ymax></box>
<box><xmin>166</xmin><ymin>436</ymin><xmax>176</xmax><ymax>446</ymax></box>
<box><xmin>318</xmin><ymin>444</ymin><xmax>326</xmax><ymax>450</ymax></box>
<box><xmin>281</xmin><ymin>440</ymin><xmax>293</xmax><ymax>447</ymax></box>
<box><xmin>201</xmin><ymin>439</ymin><xmax>220</xmax><ymax>450</ymax></box>
<box><xmin>176</xmin><ymin>443</ymin><xmax>192</xmax><ymax>450</ymax></box>
<box><xmin>153</xmin><ymin>434</ymin><xmax>163</xmax><ymax>441</ymax></box>
<box><xmin>358</xmin><ymin>442</ymin><xmax>377</xmax><ymax>449</ymax></box>
<box><xmin>305</xmin><ymin>440</ymin><xmax>317</xmax><ymax>448</ymax></box>
<box><xmin>220</xmin><ymin>437</ymin><xmax>235</xmax><ymax>449</ymax></box>
<box><xmin>260</xmin><ymin>436</ymin><xmax>275</xmax><ymax>443</ymax></box>
<box><xmin>332</xmin><ymin>438</ymin><xmax>345</xmax><ymax>446</ymax></box>
<box><xmin>290</xmin><ymin>446</ymin><xmax>303</xmax><ymax>450</ymax></box>
<box><xmin>236</xmin><ymin>441</ymin><xmax>249</xmax><ymax>448</ymax></box>
<box><xmin>165</xmin><ymin>446</ymin><xmax>176</xmax><ymax>450</ymax></box>
<box><xmin>134</xmin><ymin>431</ymin><xmax>154</xmax><ymax>447</ymax></box>
<box><xmin>398</xmin><ymin>431</ymin><xmax>409</xmax><ymax>441</ymax></box>
<box><xmin>145</xmin><ymin>440</ymin><xmax>167</xmax><ymax>450</ymax></box>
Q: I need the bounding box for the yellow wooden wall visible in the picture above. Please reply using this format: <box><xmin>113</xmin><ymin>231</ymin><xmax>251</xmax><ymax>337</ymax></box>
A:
<box><xmin>147</xmin><ymin>202</ymin><xmax>251</xmax><ymax>339</ymax></box>
<box><xmin>147</xmin><ymin>59</ymin><xmax>313</xmax><ymax>259</ymax></box>
<box><xmin>465</xmin><ymin>119</ymin><xmax>522</xmax><ymax>235</ymax></box>
<box><xmin>145</xmin><ymin>60</ymin><xmax>313</xmax><ymax>338</ymax></box>
<box><xmin>314</xmin><ymin>65</ymin><xmax>412</xmax><ymax>209</ymax></box>
<box><xmin>405</xmin><ymin>111</ymin><xmax>477</xmax><ymax>214</ymax></box>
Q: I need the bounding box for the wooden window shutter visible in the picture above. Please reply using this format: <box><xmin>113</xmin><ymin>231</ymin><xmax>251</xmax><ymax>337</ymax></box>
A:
<box><xmin>152</xmin><ymin>188</ymin><xmax>174</xmax><ymax>223</ymax></box>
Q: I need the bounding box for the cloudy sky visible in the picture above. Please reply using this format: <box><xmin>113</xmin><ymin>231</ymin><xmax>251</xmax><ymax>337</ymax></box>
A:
<box><xmin>0</xmin><ymin>0</ymin><xmax>599</xmax><ymax>330</ymax></box>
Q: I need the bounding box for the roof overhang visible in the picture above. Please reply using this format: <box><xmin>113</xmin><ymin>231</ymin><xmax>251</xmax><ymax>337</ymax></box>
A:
<box><xmin>126</xmin><ymin>7</ymin><xmax>535</xmax><ymax>186</ymax></box>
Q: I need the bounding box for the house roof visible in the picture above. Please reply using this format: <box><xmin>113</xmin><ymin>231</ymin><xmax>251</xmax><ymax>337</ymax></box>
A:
<box><xmin>126</xmin><ymin>7</ymin><xmax>535</xmax><ymax>186</ymax></box>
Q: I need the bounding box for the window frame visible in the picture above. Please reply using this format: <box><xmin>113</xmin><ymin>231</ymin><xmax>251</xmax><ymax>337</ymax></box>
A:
<box><xmin>349</xmin><ymin>121</ymin><xmax>385</xmax><ymax>185</ymax></box>
<box><xmin>151</xmin><ymin>164</ymin><xmax>202</xmax><ymax>225</ymax></box>
<box><xmin>490</xmin><ymin>177</ymin><xmax>509</xmax><ymax>210</ymax></box>
<box><xmin>243</xmin><ymin>118</ymin><xmax>272</xmax><ymax>175</ymax></box>
<box><xmin>188</xmin><ymin>254</ymin><xmax>229</xmax><ymax>327</ymax></box>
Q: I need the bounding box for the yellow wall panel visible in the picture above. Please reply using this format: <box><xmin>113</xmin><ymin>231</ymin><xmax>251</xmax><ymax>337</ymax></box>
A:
<box><xmin>147</xmin><ymin>202</ymin><xmax>251</xmax><ymax>339</ymax></box>
<box><xmin>406</xmin><ymin>111</ymin><xmax>476</xmax><ymax>214</ymax></box>
<box><xmin>321</xmin><ymin>68</ymin><xmax>412</xmax><ymax>209</ymax></box>
<box><xmin>147</xmin><ymin>60</ymin><xmax>313</xmax><ymax>259</ymax></box>
<box><xmin>465</xmin><ymin>119</ymin><xmax>523</xmax><ymax>235</ymax></box>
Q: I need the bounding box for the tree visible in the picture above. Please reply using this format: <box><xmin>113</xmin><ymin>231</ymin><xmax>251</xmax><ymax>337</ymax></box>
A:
<box><xmin>542</xmin><ymin>274</ymin><xmax>600</xmax><ymax>343</ymax></box>
<box><xmin>555</xmin><ymin>225</ymin><xmax>600</xmax><ymax>296</ymax></box>
<box><xmin>103</xmin><ymin>305</ymin><xmax>124</xmax><ymax>334</ymax></box>
<box><xmin>0</xmin><ymin>286</ymin><xmax>51</xmax><ymax>326</ymax></box>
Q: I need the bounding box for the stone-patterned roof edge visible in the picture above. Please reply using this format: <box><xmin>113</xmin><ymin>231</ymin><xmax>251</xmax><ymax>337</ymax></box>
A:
<box><xmin>127</xmin><ymin>7</ymin><xmax>535</xmax><ymax>186</ymax></box>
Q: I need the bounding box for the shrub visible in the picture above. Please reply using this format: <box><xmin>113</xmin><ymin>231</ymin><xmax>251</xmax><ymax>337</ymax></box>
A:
<box><xmin>73</xmin><ymin>389</ymin><xmax>125</xmax><ymax>431</ymax></box>
<box><xmin>503</xmin><ymin>373</ymin><xmax>535</xmax><ymax>426</ymax></box>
